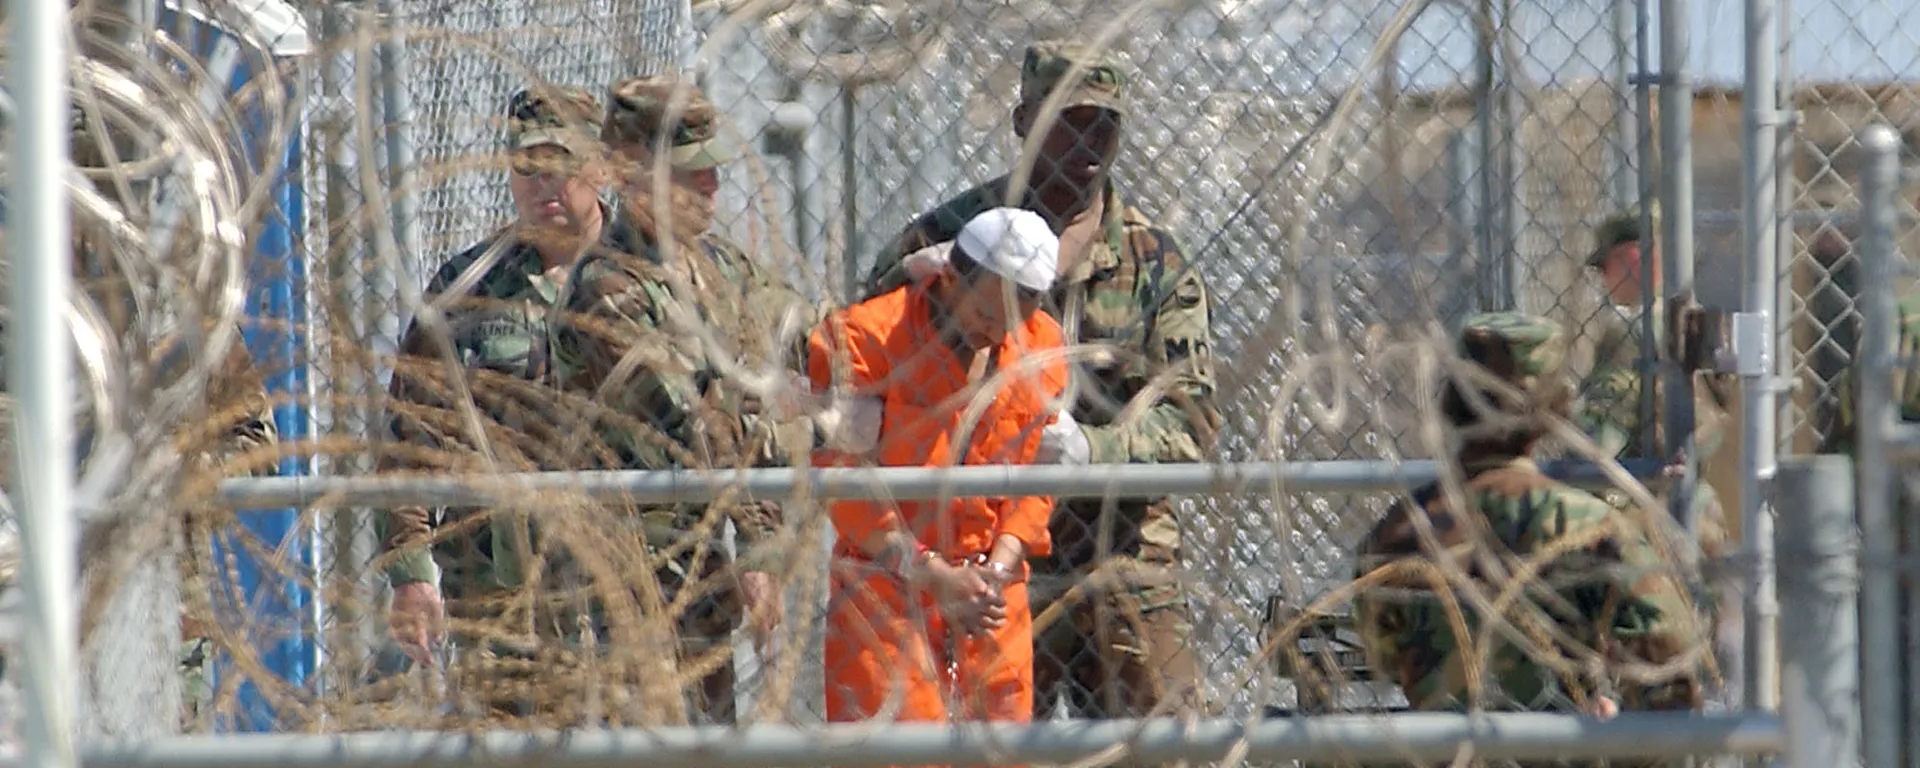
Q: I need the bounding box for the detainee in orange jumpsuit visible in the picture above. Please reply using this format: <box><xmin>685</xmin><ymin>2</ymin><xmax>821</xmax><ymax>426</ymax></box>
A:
<box><xmin>806</xmin><ymin>207</ymin><xmax>1081</xmax><ymax>731</ymax></box>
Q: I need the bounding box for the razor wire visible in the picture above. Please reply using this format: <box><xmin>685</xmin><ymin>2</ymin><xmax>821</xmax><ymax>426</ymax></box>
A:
<box><xmin>261</xmin><ymin>0</ymin><xmax>1736</xmax><ymax>734</ymax></box>
<box><xmin>0</xmin><ymin>0</ymin><xmax>310</xmax><ymax>742</ymax></box>
<box><xmin>3</xmin><ymin>0</ymin><xmax>1895</xmax><ymax>755</ymax></box>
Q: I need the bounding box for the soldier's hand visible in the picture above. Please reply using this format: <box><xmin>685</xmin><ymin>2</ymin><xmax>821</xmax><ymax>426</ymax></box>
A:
<box><xmin>389</xmin><ymin>581</ymin><xmax>445</xmax><ymax>668</ymax></box>
<box><xmin>740</xmin><ymin>570</ymin><xmax>783</xmax><ymax>656</ymax></box>
<box><xmin>1586</xmin><ymin>695</ymin><xmax>1621</xmax><ymax>720</ymax></box>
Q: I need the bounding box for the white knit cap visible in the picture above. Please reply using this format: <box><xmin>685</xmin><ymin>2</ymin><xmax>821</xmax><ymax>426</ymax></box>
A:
<box><xmin>954</xmin><ymin>207</ymin><xmax>1060</xmax><ymax>293</ymax></box>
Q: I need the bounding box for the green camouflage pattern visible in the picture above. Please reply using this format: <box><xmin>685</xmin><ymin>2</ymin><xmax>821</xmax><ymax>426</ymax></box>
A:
<box><xmin>1586</xmin><ymin>201</ymin><xmax>1660</xmax><ymax>268</ymax></box>
<box><xmin>374</xmin><ymin>212</ymin><xmax>638</xmax><ymax>592</ymax></box>
<box><xmin>1021</xmin><ymin>39</ymin><xmax>1130</xmax><ymax>114</ymax></box>
<box><xmin>546</xmin><ymin>221</ymin><xmax>814</xmax><ymax>578</ymax></box>
<box><xmin>1827</xmin><ymin>291</ymin><xmax>1920</xmax><ymax>455</ymax></box>
<box><xmin>1457</xmin><ymin>311</ymin><xmax>1566</xmax><ymax>391</ymax></box>
<box><xmin>1574</xmin><ymin>300</ymin><xmax>1734</xmax><ymax>563</ymax></box>
<box><xmin>1353</xmin><ymin>456</ymin><xmax>1708</xmax><ymax>716</ymax></box>
<box><xmin>506</xmin><ymin>85</ymin><xmax>602</xmax><ymax>155</ymax></box>
<box><xmin>601</xmin><ymin>76</ymin><xmax>740</xmax><ymax>170</ymax></box>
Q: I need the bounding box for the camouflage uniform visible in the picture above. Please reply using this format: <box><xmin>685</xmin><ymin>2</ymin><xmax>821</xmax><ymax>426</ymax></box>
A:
<box><xmin>1576</xmin><ymin>207</ymin><xmax>1733</xmax><ymax>545</ymax></box>
<box><xmin>1826</xmin><ymin>290</ymin><xmax>1920</xmax><ymax>453</ymax></box>
<box><xmin>1354</xmin><ymin>312</ymin><xmax>1706</xmax><ymax>767</ymax></box>
<box><xmin>374</xmin><ymin>86</ymin><xmax>700</xmax><ymax>725</ymax></box>
<box><xmin>542</xmin><ymin>76</ymin><xmax>812</xmax><ymax>724</ymax></box>
<box><xmin>1575</xmin><ymin>208</ymin><xmax>1737</xmax><ymax>705</ymax></box>
<box><xmin>862</xmin><ymin>42</ymin><xmax>1220</xmax><ymax>721</ymax></box>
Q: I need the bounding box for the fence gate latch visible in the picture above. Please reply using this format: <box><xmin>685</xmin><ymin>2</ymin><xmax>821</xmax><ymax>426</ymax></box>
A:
<box><xmin>1730</xmin><ymin>311</ymin><xmax>1773</xmax><ymax>377</ymax></box>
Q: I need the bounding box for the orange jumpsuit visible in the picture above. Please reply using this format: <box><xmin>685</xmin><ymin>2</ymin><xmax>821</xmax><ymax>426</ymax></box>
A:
<box><xmin>806</xmin><ymin>284</ymin><xmax>1068</xmax><ymax>729</ymax></box>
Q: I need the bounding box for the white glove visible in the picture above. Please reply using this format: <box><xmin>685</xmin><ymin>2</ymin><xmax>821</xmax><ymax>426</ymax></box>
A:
<box><xmin>815</xmin><ymin>394</ymin><xmax>884</xmax><ymax>454</ymax></box>
<box><xmin>1034</xmin><ymin>409</ymin><xmax>1091</xmax><ymax>465</ymax></box>
<box><xmin>901</xmin><ymin>242</ymin><xmax>952</xmax><ymax>282</ymax></box>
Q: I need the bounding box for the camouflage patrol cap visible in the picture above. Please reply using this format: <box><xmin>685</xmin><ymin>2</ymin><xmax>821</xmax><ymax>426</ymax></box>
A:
<box><xmin>1021</xmin><ymin>39</ymin><xmax>1130</xmax><ymax>116</ymax></box>
<box><xmin>1457</xmin><ymin>311</ymin><xmax>1568</xmax><ymax>392</ymax></box>
<box><xmin>1586</xmin><ymin>201</ymin><xmax>1662</xmax><ymax>267</ymax></box>
<box><xmin>506</xmin><ymin>86</ymin><xmax>603</xmax><ymax>156</ymax></box>
<box><xmin>602</xmin><ymin>75</ymin><xmax>740</xmax><ymax>171</ymax></box>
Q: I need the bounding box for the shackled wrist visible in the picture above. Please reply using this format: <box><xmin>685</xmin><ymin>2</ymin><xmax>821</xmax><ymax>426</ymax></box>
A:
<box><xmin>883</xmin><ymin>540</ymin><xmax>938</xmax><ymax>581</ymax></box>
<box><xmin>982</xmin><ymin>560</ymin><xmax>1015</xmax><ymax>593</ymax></box>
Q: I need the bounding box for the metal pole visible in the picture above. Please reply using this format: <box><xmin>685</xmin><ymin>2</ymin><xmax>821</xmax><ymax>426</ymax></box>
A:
<box><xmin>374</xmin><ymin>0</ymin><xmax>419</xmax><ymax>323</ymax></box>
<box><xmin>0</xmin><ymin>713</ymin><xmax>1785</xmax><ymax>768</ymax></box>
<box><xmin>1497</xmin><ymin>0</ymin><xmax>1522</xmax><ymax>312</ymax></box>
<box><xmin>1774</xmin><ymin>455</ymin><xmax>1861</xmax><ymax>767</ymax></box>
<box><xmin>1610</xmin><ymin>0</ymin><xmax>1637</xmax><ymax>209</ymax></box>
<box><xmin>215</xmin><ymin>458</ymin><xmax>1673</xmax><ymax>510</ymax></box>
<box><xmin>1660</xmin><ymin>0</ymin><xmax>1700</xmax><ymax>540</ymax></box>
<box><xmin>1740</xmin><ymin>0</ymin><xmax>1783</xmax><ymax>714</ymax></box>
<box><xmin>6</xmin><ymin>0</ymin><xmax>79</xmax><ymax>766</ymax></box>
<box><xmin>1853</xmin><ymin>122</ymin><xmax>1900</xmax><ymax>768</ymax></box>
<box><xmin>839</xmin><ymin>85</ymin><xmax>860</xmax><ymax>301</ymax></box>
<box><xmin>1474</xmin><ymin>0</ymin><xmax>1498</xmax><ymax>311</ymax></box>
<box><xmin>1446</xmin><ymin>129</ymin><xmax>1478</xmax><ymax>321</ymax></box>
<box><xmin>1633</xmin><ymin>0</ymin><xmax>1660</xmax><ymax>460</ymax></box>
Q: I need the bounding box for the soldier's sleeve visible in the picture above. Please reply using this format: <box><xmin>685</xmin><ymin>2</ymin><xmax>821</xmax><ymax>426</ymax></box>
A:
<box><xmin>1823</xmin><ymin>363</ymin><xmax>1859</xmax><ymax>456</ymax></box>
<box><xmin>1533</xmin><ymin>490</ymin><xmax>1706</xmax><ymax>711</ymax></box>
<box><xmin>372</xmin><ymin>308</ymin><xmax>448</xmax><ymax>589</ymax></box>
<box><xmin>727</xmin><ymin>252</ymin><xmax>816</xmax><ymax>562</ymax></box>
<box><xmin>1080</xmin><ymin>227</ymin><xmax>1222</xmax><ymax>464</ymax></box>
<box><xmin>369</xmin><ymin>258</ymin><xmax>482</xmax><ymax>589</ymax></box>
<box><xmin>1576</xmin><ymin>364</ymin><xmax>1639</xmax><ymax>459</ymax></box>
<box><xmin>1351</xmin><ymin>498</ymin><xmax>1447</xmax><ymax>708</ymax></box>
<box><xmin>861</xmin><ymin>219</ymin><xmax>942</xmax><ymax>301</ymax></box>
<box><xmin>860</xmin><ymin>187</ymin><xmax>993</xmax><ymax>301</ymax></box>
<box><xmin>736</xmin><ymin>252</ymin><xmax>827</xmax><ymax>474</ymax></box>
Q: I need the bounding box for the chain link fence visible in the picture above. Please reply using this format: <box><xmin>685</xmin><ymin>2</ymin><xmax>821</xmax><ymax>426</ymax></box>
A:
<box><xmin>27</xmin><ymin>0</ymin><xmax>1909</xmax><ymax>755</ymax></box>
<box><xmin>261</xmin><ymin>0</ymin><xmax>1718</xmax><ymax>730</ymax></box>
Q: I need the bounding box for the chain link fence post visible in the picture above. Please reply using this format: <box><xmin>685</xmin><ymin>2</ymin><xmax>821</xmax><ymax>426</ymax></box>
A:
<box><xmin>1774</xmin><ymin>454</ymin><xmax>1861</xmax><ymax>768</ymax></box>
<box><xmin>1853</xmin><ymin>120</ymin><xmax>1901</xmax><ymax>768</ymax></box>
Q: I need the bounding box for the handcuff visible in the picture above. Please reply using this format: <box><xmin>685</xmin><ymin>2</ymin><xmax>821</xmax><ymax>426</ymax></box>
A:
<box><xmin>884</xmin><ymin>540</ymin><xmax>941</xmax><ymax>580</ymax></box>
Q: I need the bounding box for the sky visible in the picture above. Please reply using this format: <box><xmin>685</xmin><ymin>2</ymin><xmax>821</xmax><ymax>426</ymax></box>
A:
<box><xmin>1387</xmin><ymin>0</ymin><xmax>1920</xmax><ymax>90</ymax></box>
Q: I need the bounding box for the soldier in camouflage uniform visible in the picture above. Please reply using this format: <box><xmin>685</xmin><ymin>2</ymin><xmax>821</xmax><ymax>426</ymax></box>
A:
<box><xmin>374</xmin><ymin>85</ymin><xmax>663</xmax><ymax>724</ymax></box>
<box><xmin>1576</xmin><ymin>205</ymin><xmax>1739</xmax><ymax>705</ymax></box>
<box><xmin>541</xmin><ymin>75</ymin><xmax>811</xmax><ymax>725</ymax></box>
<box><xmin>861</xmin><ymin>40</ymin><xmax>1220</xmax><ymax>724</ymax></box>
<box><xmin>1824</xmin><ymin>290</ymin><xmax>1920</xmax><ymax>453</ymax></box>
<box><xmin>1354</xmin><ymin>312</ymin><xmax>1707</xmax><ymax>765</ymax></box>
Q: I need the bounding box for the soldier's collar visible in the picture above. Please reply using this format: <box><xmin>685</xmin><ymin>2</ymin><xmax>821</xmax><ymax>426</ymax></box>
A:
<box><xmin>601</xmin><ymin>200</ymin><xmax>642</xmax><ymax>254</ymax></box>
<box><xmin>1040</xmin><ymin>181</ymin><xmax>1126</xmax><ymax>285</ymax></box>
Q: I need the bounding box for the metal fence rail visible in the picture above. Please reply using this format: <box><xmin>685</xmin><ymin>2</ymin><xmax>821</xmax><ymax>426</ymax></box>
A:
<box><xmin>0</xmin><ymin>713</ymin><xmax>1787</xmax><ymax>768</ymax></box>
<box><xmin>5</xmin><ymin>0</ymin><xmax>1914</xmax><ymax>762</ymax></box>
<box><xmin>214</xmin><ymin>458</ymin><xmax>1671</xmax><ymax>508</ymax></box>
